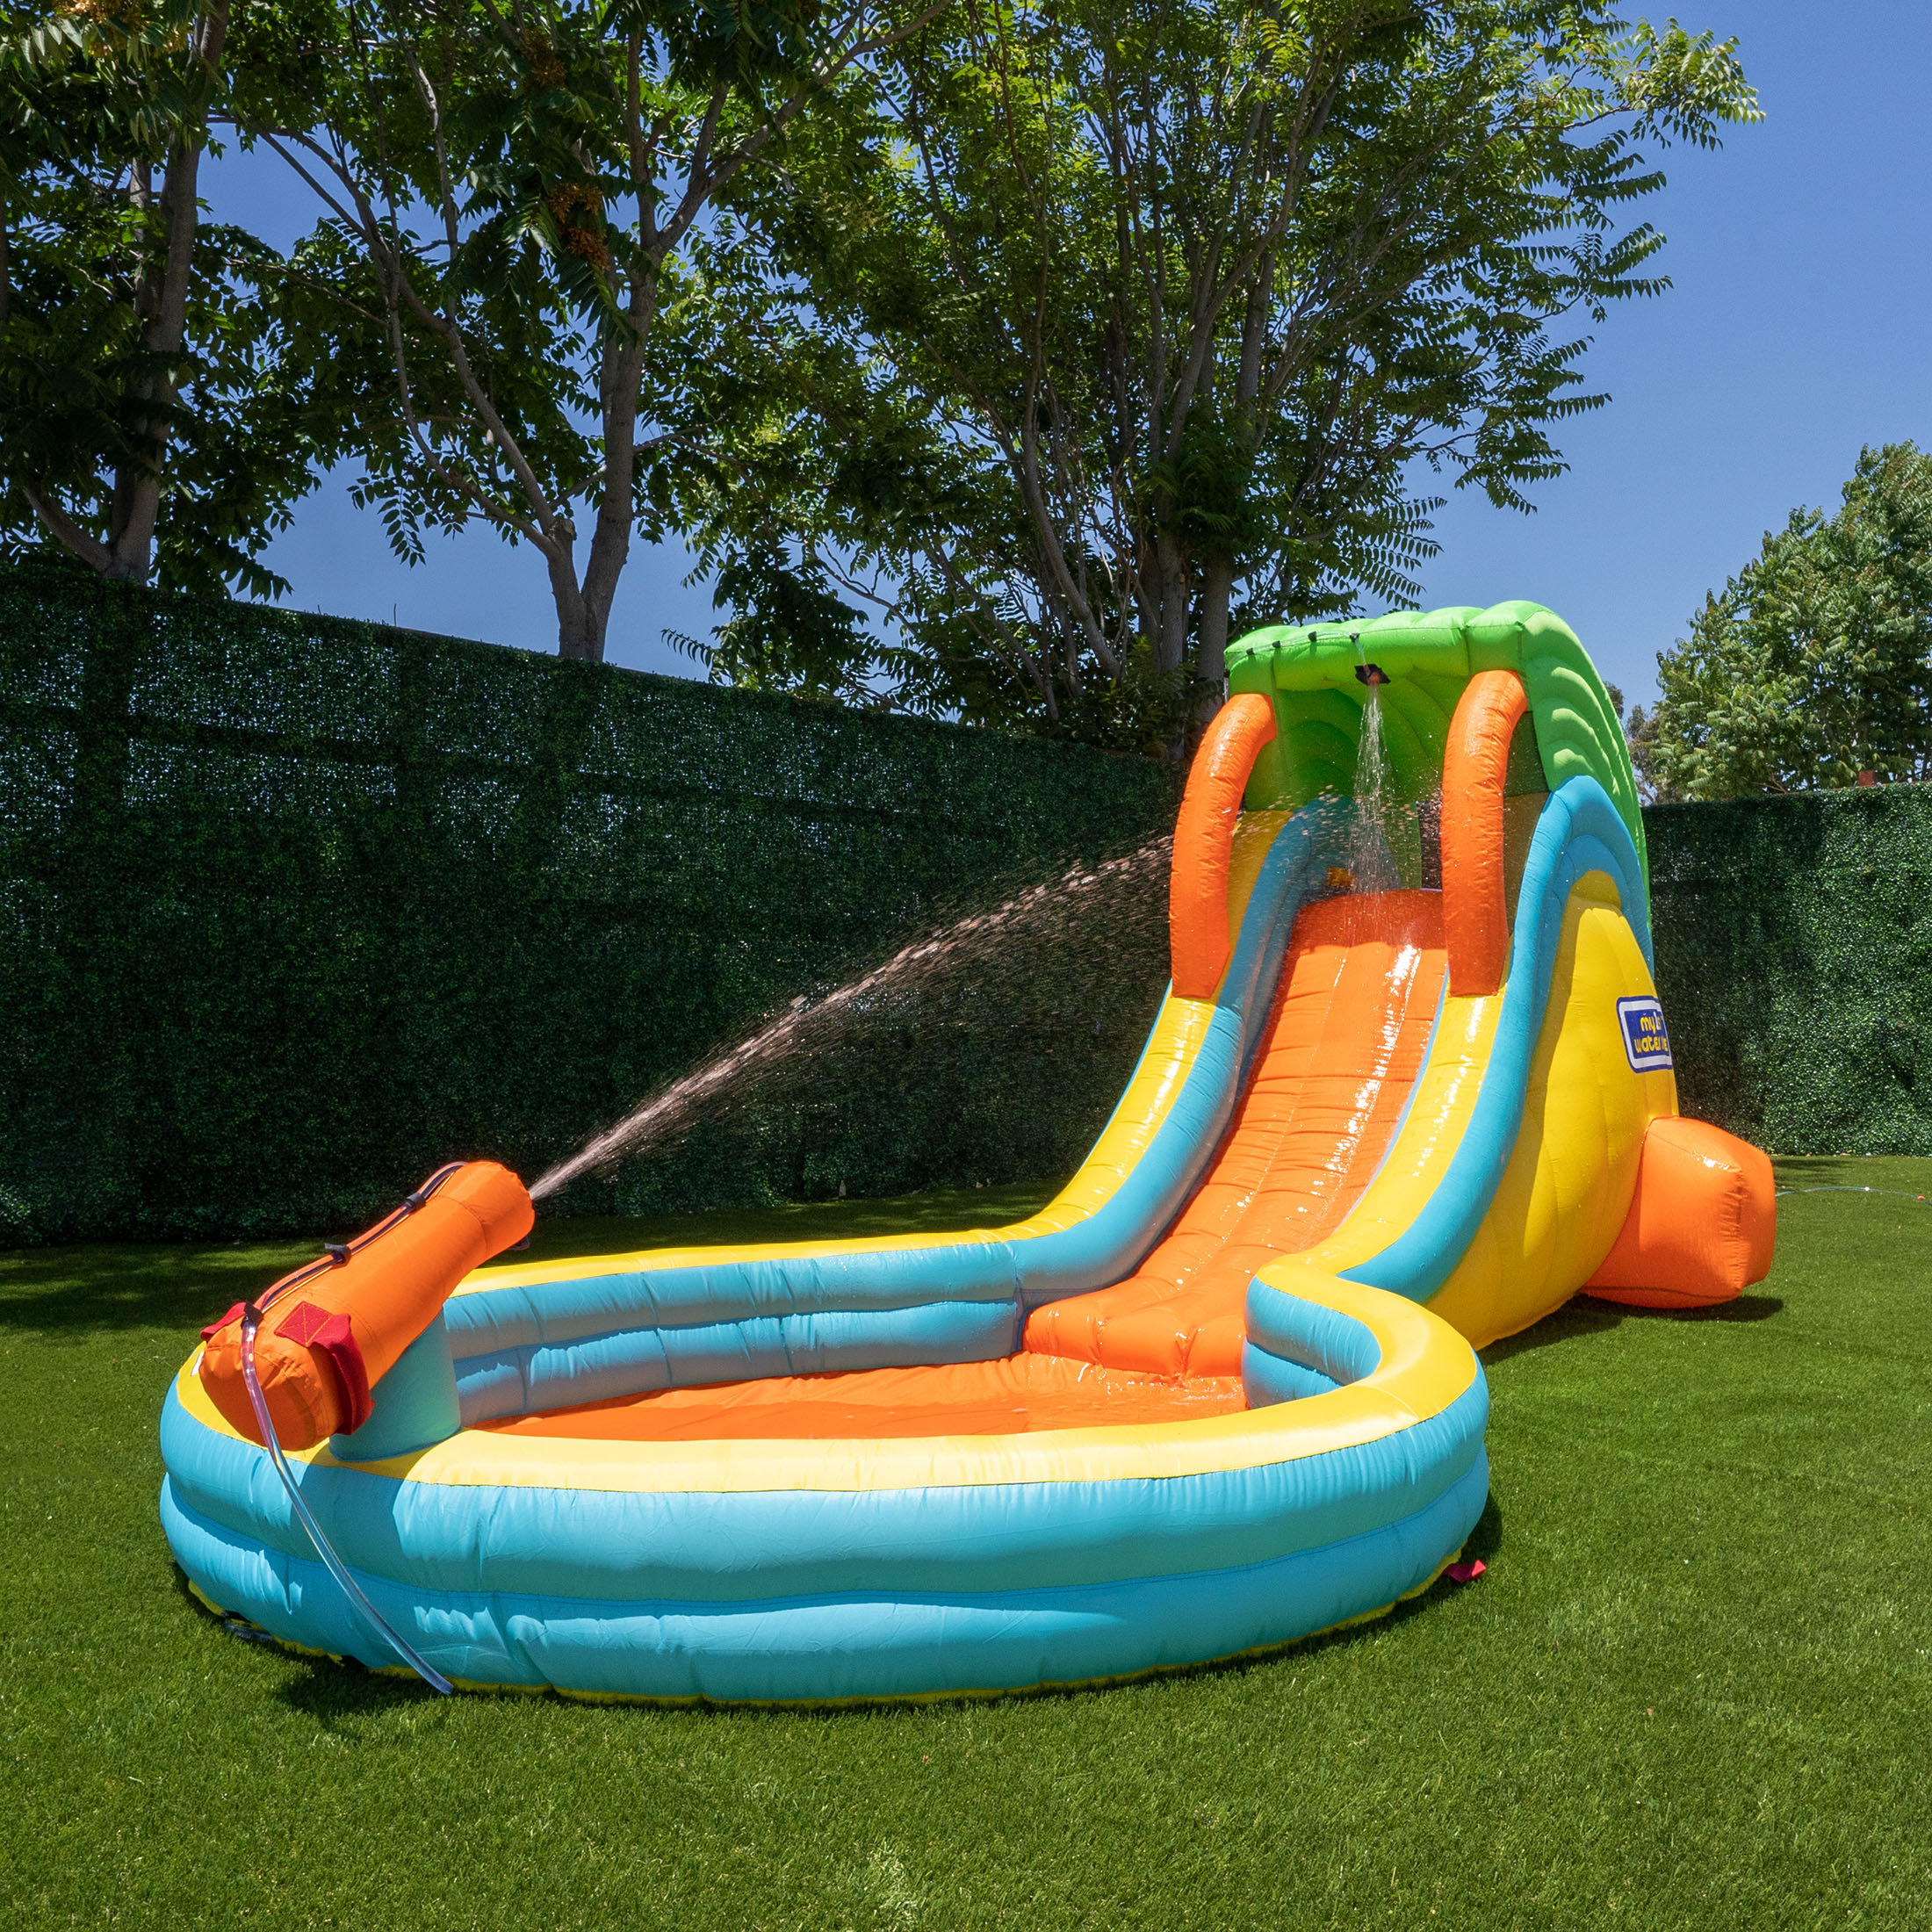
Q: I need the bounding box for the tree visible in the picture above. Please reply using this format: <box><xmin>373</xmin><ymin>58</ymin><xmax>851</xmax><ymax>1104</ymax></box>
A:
<box><xmin>237</xmin><ymin>0</ymin><xmax>941</xmax><ymax>661</ymax></box>
<box><xmin>1632</xmin><ymin>443</ymin><xmax>1932</xmax><ymax>800</ymax></box>
<box><xmin>691</xmin><ymin>0</ymin><xmax>1757</xmax><ymax>748</ymax></box>
<box><xmin>0</xmin><ymin>2</ymin><xmax>321</xmax><ymax>594</ymax></box>
<box><xmin>667</xmin><ymin>537</ymin><xmax>901</xmax><ymax>704</ymax></box>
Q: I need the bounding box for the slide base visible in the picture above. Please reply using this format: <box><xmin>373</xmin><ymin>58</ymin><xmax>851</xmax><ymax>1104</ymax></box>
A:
<box><xmin>1582</xmin><ymin>1116</ymin><xmax>1776</xmax><ymax>1309</ymax></box>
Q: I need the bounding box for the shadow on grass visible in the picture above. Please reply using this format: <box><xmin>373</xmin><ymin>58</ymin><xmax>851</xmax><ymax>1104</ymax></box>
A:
<box><xmin>173</xmin><ymin>1568</ymin><xmax>456</xmax><ymax>1724</ymax></box>
<box><xmin>269</xmin><ymin>1653</ymin><xmax>454</xmax><ymax>1727</ymax></box>
<box><xmin>1771</xmin><ymin>1154</ymin><xmax>1932</xmax><ymax>1193</ymax></box>
<box><xmin>0</xmin><ymin>1240</ymin><xmax>314</xmax><ymax>1338</ymax></box>
<box><xmin>1668</xmin><ymin>1293</ymin><xmax>1785</xmax><ymax>1323</ymax></box>
<box><xmin>1461</xmin><ymin>1488</ymin><xmax>1504</xmax><ymax>1564</ymax></box>
<box><xmin>0</xmin><ymin>1182</ymin><xmax>1063</xmax><ymax>1339</ymax></box>
<box><xmin>1481</xmin><ymin>1291</ymin><xmax>1785</xmax><ymax>1367</ymax></box>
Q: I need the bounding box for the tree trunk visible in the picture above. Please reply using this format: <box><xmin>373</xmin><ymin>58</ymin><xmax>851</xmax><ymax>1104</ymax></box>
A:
<box><xmin>1194</xmin><ymin>554</ymin><xmax>1236</xmax><ymax>726</ymax></box>
<box><xmin>556</xmin><ymin>608</ymin><xmax>608</xmax><ymax>662</ymax></box>
<box><xmin>1151</xmin><ymin>529</ymin><xmax>1192</xmax><ymax>675</ymax></box>
<box><xmin>547</xmin><ymin>541</ymin><xmax>607</xmax><ymax>661</ymax></box>
<box><xmin>1190</xmin><ymin>253</ymin><xmax>1272</xmax><ymax>738</ymax></box>
<box><xmin>27</xmin><ymin>4</ymin><xmax>229</xmax><ymax>583</ymax></box>
<box><xmin>566</xmin><ymin>498</ymin><xmax>630</xmax><ymax>665</ymax></box>
<box><xmin>549</xmin><ymin>518</ymin><xmax>624</xmax><ymax>661</ymax></box>
<box><xmin>546</xmin><ymin>250</ymin><xmax>654</xmax><ymax>665</ymax></box>
<box><xmin>100</xmin><ymin>3</ymin><xmax>228</xmax><ymax>584</ymax></box>
<box><xmin>562</xmin><ymin>331</ymin><xmax>650</xmax><ymax>665</ymax></box>
<box><xmin>103</xmin><ymin>135</ymin><xmax>200</xmax><ymax>580</ymax></box>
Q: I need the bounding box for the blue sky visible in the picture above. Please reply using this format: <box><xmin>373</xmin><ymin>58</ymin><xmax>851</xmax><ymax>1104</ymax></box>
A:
<box><xmin>213</xmin><ymin>3</ymin><xmax>1932</xmax><ymax>709</ymax></box>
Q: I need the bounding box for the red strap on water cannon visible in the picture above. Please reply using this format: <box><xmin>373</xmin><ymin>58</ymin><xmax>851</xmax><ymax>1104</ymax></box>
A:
<box><xmin>199</xmin><ymin>1295</ymin><xmax>372</xmax><ymax>1431</ymax></box>
<box><xmin>273</xmin><ymin>1301</ymin><xmax>374</xmax><ymax>1435</ymax></box>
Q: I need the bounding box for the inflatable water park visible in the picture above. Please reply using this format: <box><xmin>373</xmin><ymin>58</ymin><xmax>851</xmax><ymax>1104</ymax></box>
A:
<box><xmin>161</xmin><ymin>601</ymin><xmax>1777</xmax><ymax>1703</ymax></box>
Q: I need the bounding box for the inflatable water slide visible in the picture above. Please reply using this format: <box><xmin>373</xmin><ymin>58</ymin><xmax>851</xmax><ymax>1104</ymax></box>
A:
<box><xmin>162</xmin><ymin>602</ymin><xmax>1777</xmax><ymax>1703</ymax></box>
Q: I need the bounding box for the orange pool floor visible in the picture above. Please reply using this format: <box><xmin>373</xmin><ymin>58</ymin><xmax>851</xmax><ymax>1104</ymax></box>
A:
<box><xmin>482</xmin><ymin>1354</ymin><xmax>1249</xmax><ymax>1441</ymax></box>
<box><xmin>488</xmin><ymin>890</ymin><xmax>1447</xmax><ymax>1444</ymax></box>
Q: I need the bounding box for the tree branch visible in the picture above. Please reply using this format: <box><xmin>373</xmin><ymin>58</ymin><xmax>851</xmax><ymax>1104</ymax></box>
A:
<box><xmin>24</xmin><ymin>484</ymin><xmax>113</xmax><ymax>573</ymax></box>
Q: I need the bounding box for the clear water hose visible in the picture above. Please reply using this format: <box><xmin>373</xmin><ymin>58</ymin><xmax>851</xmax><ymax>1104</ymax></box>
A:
<box><xmin>237</xmin><ymin>1301</ymin><xmax>454</xmax><ymax>1696</ymax></box>
<box><xmin>1775</xmin><ymin>1186</ymin><xmax>1928</xmax><ymax>1201</ymax></box>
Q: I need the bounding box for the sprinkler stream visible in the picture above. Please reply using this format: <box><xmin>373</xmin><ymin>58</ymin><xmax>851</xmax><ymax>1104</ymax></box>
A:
<box><xmin>530</xmin><ymin>840</ymin><xmax>1172</xmax><ymax>1200</ymax></box>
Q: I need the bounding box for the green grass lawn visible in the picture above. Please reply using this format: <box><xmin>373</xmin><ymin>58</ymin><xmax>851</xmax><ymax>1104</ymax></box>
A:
<box><xmin>4</xmin><ymin>1162</ymin><xmax>1928</xmax><ymax>1928</ymax></box>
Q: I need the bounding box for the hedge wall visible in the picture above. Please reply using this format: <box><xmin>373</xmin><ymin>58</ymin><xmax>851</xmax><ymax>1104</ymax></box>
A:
<box><xmin>1646</xmin><ymin>784</ymin><xmax>1932</xmax><ymax>1157</ymax></box>
<box><xmin>0</xmin><ymin>566</ymin><xmax>1179</xmax><ymax>1244</ymax></box>
<box><xmin>5</xmin><ymin>563</ymin><xmax>1928</xmax><ymax>1247</ymax></box>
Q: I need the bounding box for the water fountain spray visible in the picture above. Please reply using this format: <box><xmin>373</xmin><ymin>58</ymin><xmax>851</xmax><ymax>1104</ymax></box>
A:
<box><xmin>1344</xmin><ymin>643</ymin><xmax>1399</xmax><ymax>896</ymax></box>
<box><xmin>529</xmin><ymin>839</ymin><xmax>1172</xmax><ymax>1200</ymax></box>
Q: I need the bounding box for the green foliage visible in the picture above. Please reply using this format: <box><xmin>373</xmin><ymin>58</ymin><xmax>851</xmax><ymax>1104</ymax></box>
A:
<box><xmin>232</xmin><ymin>2</ymin><xmax>631</xmax><ymax>562</ymax></box>
<box><xmin>1634</xmin><ymin>443</ymin><xmax>1932</xmax><ymax>800</ymax></box>
<box><xmin>668</xmin><ymin>538</ymin><xmax>902</xmax><ymax>705</ymax></box>
<box><xmin>8</xmin><ymin>1168</ymin><xmax>1932</xmax><ymax>1925</ymax></box>
<box><xmin>686</xmin><ymin>0</ymin><xmax>1760</xmax><ymax>741</ymax></box>
<box><xmin>0</xmin><ymin>561</ymin><xmax>1177</xmax><ymax>1244</ymax></box>
<box><xmin>239</xmin><ymin>0</ymin><xmax>930</xmax><ymax>660</ymax></box>
<box><xmin>0</xmin><ymin>2</ymin><xmax>328</xmax><ymax>593</ymax></box>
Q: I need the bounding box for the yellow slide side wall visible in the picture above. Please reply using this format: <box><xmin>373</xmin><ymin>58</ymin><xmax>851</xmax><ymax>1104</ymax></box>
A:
<box><xmin>1426</xmin><ymin>874</ymin><xmax>1678</xmax><ymax>1345</ymax></box>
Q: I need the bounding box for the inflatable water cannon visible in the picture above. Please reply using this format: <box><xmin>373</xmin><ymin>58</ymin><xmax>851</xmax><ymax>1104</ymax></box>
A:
<box><xmin>197</xmin><ymin>1163</ymin><xmax>533</xmax><ymax>1450</ymax></box>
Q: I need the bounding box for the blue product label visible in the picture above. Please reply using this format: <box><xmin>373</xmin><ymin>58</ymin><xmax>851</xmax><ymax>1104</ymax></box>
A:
<box><xmin>1617</xmin><ymin>996</ymin><xmax>1673</xmax><ymax>1073</ymax></box>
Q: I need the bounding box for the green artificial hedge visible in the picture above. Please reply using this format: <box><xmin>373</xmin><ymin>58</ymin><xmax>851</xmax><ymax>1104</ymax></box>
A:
<box><xmin>0</xmin><ymin>565</ymin><xmax>1179</xmax><ymax>1245</ymax></box>
<box><xmin>5</xmin><ymin>563</ymin><xmax>1928</xmax><ymax>1247</ymax></box>
<box><xmin>1644</xmin><ymin>784</ymin><xmax>1932</xmax><ymax>1157</ymax></box>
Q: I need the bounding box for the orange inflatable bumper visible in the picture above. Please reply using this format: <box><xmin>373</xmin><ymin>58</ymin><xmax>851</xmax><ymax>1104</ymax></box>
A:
<box><xmin>1171</xmin><ymin>693</ymin><xmax>1278</xmax><ymax>997</ymax></box>
<box><xmin>198</xmin><ymin>1161</ymin><xmax>533</xmax><ymax>1449</ymax></box>
<box><xmin>1583</xmin><ymin>1117</ymin><xmax>1776</xmax><ymax>1309</ymax></box>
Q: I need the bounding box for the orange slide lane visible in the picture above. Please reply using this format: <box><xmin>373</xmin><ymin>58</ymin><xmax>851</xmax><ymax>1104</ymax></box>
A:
<box><xmin>1022</xmin><ymin>889</ymin><xmax>1445</xmax><ymax>1378</ymax></box>
<box><xmin>491</xmin><ymin>888</ymin><xmax>1445</xmax><ymax>1445</ymax></box>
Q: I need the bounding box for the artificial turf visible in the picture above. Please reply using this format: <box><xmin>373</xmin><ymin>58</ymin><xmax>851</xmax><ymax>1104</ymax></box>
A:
<box><xmin>4</xmin><ymin>1160</ymin><xmax>1928</xmax><ymax>1928</ymax></box>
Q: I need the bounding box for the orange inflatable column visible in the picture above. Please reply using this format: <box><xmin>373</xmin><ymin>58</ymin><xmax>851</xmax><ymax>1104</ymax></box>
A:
<box><xmin>198</xmin><ymin>1161</ymin><xmax>533</xmax><ymax>1449</ymax></box>
<box><xmin>1583</xmin><ymin>1118</ymin><xmax>1776</xmax><ymax>1308</ymax></box>
<box><xmin>1440</xmin><ymin>670</ymin><xmax>1530</xmax><ymax>997</ymax></box>
<box><xmin>1171</xmin><ymin>695</ymin><xmax>1279</xmax><ymax>998</ymax></box>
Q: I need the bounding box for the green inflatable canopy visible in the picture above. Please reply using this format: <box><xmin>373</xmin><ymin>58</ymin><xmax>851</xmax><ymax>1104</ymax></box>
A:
<box><xmin>1225</xmin><ymin>600</ymin><xmax>1646</xmax><ymax>886</ymax></box>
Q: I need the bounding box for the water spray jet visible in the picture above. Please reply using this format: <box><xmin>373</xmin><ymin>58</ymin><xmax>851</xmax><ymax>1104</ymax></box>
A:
<box><xmin>528</xmin><ymin>840</ymin><xmax>1172</xmax><ymax>1200</ymax></box>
